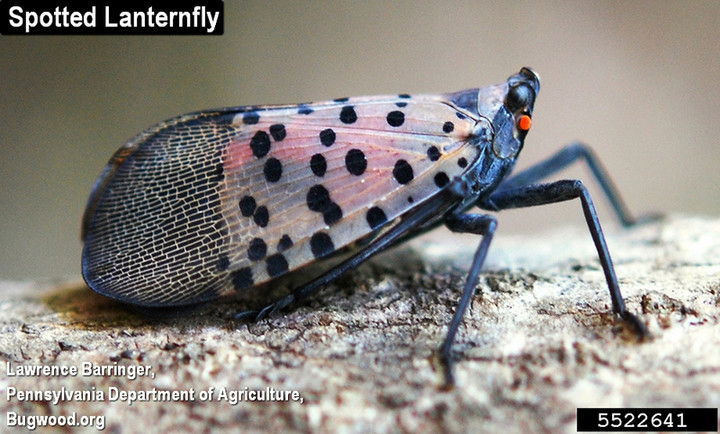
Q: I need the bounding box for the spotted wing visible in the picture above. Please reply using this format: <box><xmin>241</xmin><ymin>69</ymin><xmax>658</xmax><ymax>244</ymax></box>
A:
<box><xmin>82</xmin><ymin>93</ymin><xmax>485</xmax><ymax>306</ymax></box>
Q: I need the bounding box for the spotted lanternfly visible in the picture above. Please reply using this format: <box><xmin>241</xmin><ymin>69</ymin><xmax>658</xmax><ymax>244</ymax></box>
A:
<box><xmin>82</xmin><ymin>68</ymin><xmax>648</xmax><ymax>385</ymax></box>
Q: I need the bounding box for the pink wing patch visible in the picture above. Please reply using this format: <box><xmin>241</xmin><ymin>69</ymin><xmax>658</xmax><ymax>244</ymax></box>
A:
<box><xmin>217</xmin><ymin>95</ymin><xmax>482</xmax><ymax>293</ymax></box>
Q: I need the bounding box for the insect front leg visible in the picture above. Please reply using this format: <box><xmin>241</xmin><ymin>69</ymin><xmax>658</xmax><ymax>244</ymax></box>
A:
<box><xmin>483</xmin><ymin>179</ymin><xmax>649</xmax><ymax>338</ymax></box>
<box><xmin>439</xmin><ymin>212</ymin><xmax>498</xmax><ymax>387</ymax></box>
<box><xmin>497</xmin><ymin>142</ymin><xmax>656</xmax><ymax>227</ymax></box>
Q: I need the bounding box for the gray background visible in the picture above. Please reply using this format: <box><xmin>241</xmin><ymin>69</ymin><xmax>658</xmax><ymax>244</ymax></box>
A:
<box><xmin>2</xmin><ymin>1</ymin><xmax>719</xmax><ymax>280</ymax></box>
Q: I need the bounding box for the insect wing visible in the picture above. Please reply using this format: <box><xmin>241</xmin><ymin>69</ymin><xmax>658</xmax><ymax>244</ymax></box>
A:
<box><xmin>82</xmin><ymin>93</ymin><xmax>484</xmax><ymax>306</ymax></box>
<box><xmin>82</xmin><ymin>111</ymin><xmax>237</xmax><ymax>305</ymax></box>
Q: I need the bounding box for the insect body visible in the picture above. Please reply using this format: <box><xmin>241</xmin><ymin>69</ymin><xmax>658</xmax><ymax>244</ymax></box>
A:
<box><xmin>82</xmin><ymin>68</ymin><xmax>647</xmax><ymax>385</ymax></box>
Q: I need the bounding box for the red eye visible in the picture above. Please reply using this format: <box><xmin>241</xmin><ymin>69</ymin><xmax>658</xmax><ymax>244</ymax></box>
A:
<box><xmin>517</xmin><ymin>114</ymin><xmax>532</xmax><ymax>132</ymax></box>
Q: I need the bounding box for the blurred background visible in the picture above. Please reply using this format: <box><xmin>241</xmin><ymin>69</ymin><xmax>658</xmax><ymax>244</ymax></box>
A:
<box><xmin>2</xmin><ymin>1</ymin><xmax>719</xmax><ymax>280</ymax></box>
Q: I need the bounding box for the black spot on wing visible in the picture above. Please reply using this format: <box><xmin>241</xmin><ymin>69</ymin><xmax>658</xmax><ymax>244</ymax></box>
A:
<box><xmin>232</xmin><ymin>268</ymin><xmax>254</xmax><ymax>290</ymax></box>
<box><xmin>366</xmin><ymin>206</ymin><xmax>388</xmax><ymax>230</ymax></box>
<box><xmin>269</xmin><ymin>124</ymin><xmax>286</xmax><ymax>141</ymax></box>
<box><xmin>345</xmin><ymin>149</ymin><xmax>367</xmax><ymax>176</ymax></box>
<box><xmin>320</xmin><ymin>129</ymin><xmax>336</xmax><ymax>147</ymax></box>
<box><xmin>297</xmin><ymin>104</ymin><xmax>313</xmax><ymax>115</ymax></box>
<box><xmin>434</xmin><ymin>172</ymin><xmax>450</xmax><ymax>188</ymax></box>
<box><xmin>253</xmin><ymin>206</ymin><xmax>269</xmax><ymax>227</ymax></box>
<box><xmin>393</xmin><ymin>160</ymin><xmax>414</xmax><ymax>184</ymax></box>
<box><xmin>264</xmin><ymin>158</ymin><xmax>283</xmax><ymax>183</ymax></box>
<box><xmin>239</xmin><ymin>195</ymin><xmax>256</xmax><ymax>217</ymax></box>
<box><xmin>310</xmin><ymin>232</ymin><xmax>335</xmax><ymax>259</ymax></box>
<box><xmin>427</xmin><ymin>146</ymin><xmax>441</xmax><ymax>162</ymax></box>
<box><xmin>386</xmin><ymin>110</ymin><xmax>405</xmax><ymax>127</ymax></box>
<box><xmin>250</xmin><ymin>131</ymin><xmax>270</xmax><ymax>158</ymax></box>
<box><xmin>243</xmin><ymin>112</ymin><xmax>260</xmax><ymax>125</ymax></box>
<box><xmin>339</xmin><ymin>106</ymin><xmax>357</xmax><ymax>124</ymax></box>
<box><xmin>266</xmin><ymin>254</ymin><xmax>289</xmax><ymax>277</ymax></box>
<box><xmin>247</xmin><ymin>238</ymin><xmax>267</xmax><ymax>261</ymax></box>
<box><xmin>277</xmin><ymin>234</ymin><xmax>293</xmax><ymax>252</ymax></box>
<box><xmin>310</xmin><ymin>153</ymin><xmax>327</xmax><ymax>177</ymax></box>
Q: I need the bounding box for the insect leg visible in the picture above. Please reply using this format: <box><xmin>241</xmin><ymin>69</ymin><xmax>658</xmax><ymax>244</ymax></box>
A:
<box><xmin>498</xmin><ymin>143</ymin><xmax>643</xmax><ymax>227</ymax></box>
<box><xmin>440</xmin><ymin>212</ymin><xmax>497</xmax><ymax>387</ymax></box>
<box><xmin>484</xmin><ymin>180</ymin><xmax>648</xmax><ymax>336</ymax></box>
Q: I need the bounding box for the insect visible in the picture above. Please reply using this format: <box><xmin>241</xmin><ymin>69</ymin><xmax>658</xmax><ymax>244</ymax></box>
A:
<box><xmin>81</xmin><ymin>68</ymin><xmax>648</xmax><ymax>385</ymax></box>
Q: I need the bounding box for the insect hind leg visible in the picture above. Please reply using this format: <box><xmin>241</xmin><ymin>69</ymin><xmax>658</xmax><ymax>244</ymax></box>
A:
<box><xmin>482</xmin><ymin>179</ymin><xmax>649</xmax><ymax>338</ymax></box>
